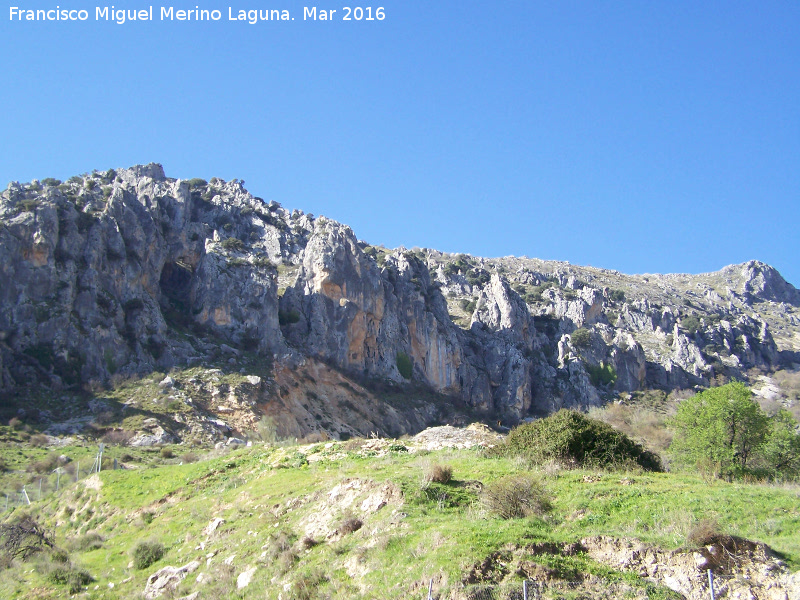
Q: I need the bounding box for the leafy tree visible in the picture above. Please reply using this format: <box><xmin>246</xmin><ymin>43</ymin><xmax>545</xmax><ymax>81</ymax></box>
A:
<box><xmin>760</xmin><ymin>409</ymin><xmax>800</xmax><ymax>477</ymax></box>
<box><xmin>571</xmin><ymin>327</ymin><xmax>591</xmax><ymax>349</ymax></box>
<box><xmin>669</xmin><ymin>382</ymin><xmax>769</xmax><ymax>479</ymax></box>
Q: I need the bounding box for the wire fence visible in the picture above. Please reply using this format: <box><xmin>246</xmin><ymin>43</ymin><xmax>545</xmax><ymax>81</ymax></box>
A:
<box><xmin>2</xmin><ymin>445</ymin><xmax>117</xmax><ymax>513</ymax></box>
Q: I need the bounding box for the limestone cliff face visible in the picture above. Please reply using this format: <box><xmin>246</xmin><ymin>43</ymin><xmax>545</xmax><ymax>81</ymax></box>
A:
<box><xmin>1</xmin><ymin>164</ymin><xmax>797</xmax><ymax>437</ymax></box>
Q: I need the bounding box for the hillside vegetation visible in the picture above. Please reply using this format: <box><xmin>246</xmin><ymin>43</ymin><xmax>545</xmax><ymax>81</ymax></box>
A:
<box><xmin>0</xmin><ymin>422</ymin><xmax>798</xmax><ymax>600</ymax></box>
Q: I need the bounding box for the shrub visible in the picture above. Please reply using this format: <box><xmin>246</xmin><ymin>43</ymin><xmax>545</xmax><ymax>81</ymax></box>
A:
<box><xmin>185</xmin><ymin>178</ymin><xmax>208</xmax><ymax>188</ymax></box>
<box><xmin>101</xmin><ymin>429</ymin><xmax>133</xmax><ymax>446</ymax></box>
<box><xmin>40</xmin><ymin>559</ymin><xmax>93</xmax><ymax>593</ymax></box>
<box><xmin>180</xmin><ymin>452</ymin><xmax>199</xmax><ymax>464</ymax></box>
<box><xmin>396</xmin><ymin>351</ymin><xmax>413</xmax><ymax>380</ymax></box>
<box><xmin>571</xmin><ymin>327</ymin><xmax>591</xmax><ymax>349</ymax></box>
<box><xmin>28</xmin><ymin>453</ymin><xmax>60</xmax><ymax>474</ymax></box>
<box><xmin>482</xmin><ymin>475</ymin><xmax>552</xmax><ymax>519</ymax></box>
<box><xmin>66</xmin><ymin>532</ymin><xmax>104</xmax><ymax>552</ymax></box>
<box><xmin>686</xmin><ymin>518</ymin><xmax>725</xmax><ymax>547</ymax></box>
<box><xmin>494</xmin><ymin>409</ymin><xmax>663</xmax><ymax>472</ymax></box>
<box><xmin>160</xmin><ymin>447</ymin><xmax>174</xmax><ymax>459</ymax></box>
<box><xmin>221</xmin><ymin>237</ymin><xmax>245</xmax><ymax>252</ymax></box>
<box><xmin>29</xmin><ymin>433</ymin><xmax>50</xmax><ymax>447</ymax></box>
<box><xmin>132</xmin><ymin>540</ymin><xmax>164</xmax><ymax>569</ymax></box>
<box><xmin>41</xmin><ymin>178</ymin><xmax>61</xmax><ymax>187</ymax></box>
<box><xmin>8</xmin><ymin>417</ymin><xmax>23</xmax><ymax>430</ymax></box>
<box><xmin>338</xmin><ymin>516</ymin><xmax>363</xmax><ymax>535</ymax></box>
<box><xmin>290</xmin><ymin>570</ymin><xmax>328</xmax><ymax>600</ymax></box>
<box><xmin>424</xmin><ymin>463</ymin><xmax>453</xmax><ymax>484</ymax></box>
<box><xmin>610</xmin><ymin>289</ymin><xmax>626</xmax><ymax>303</ymax></box>
<box><xmin>586</xmin><ymin>362</ymin><xmax>618</xmax><ymax>387</ymax></box>
<box><xmin>681</xmin><ymin>316</ymin><xmax>701</xmax><ymax>335</ymax></box>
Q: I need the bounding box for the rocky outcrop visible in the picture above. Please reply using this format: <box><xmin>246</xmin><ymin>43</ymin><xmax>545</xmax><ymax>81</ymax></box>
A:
<box><xmin>1</xmin><ymin>165</ymin><xmax>797</xmax><ymax>437</ymax></box>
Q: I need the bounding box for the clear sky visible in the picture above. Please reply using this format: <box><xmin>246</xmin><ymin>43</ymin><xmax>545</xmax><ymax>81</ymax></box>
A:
<box><xmin>1</xmin><ymin>2</ymin><xmax>798</xmax><ymax>285</ymax></box>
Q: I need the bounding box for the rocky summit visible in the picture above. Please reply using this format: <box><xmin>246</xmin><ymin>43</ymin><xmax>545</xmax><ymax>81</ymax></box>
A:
<box><xmin>1</xmin><ymin>164</ymin><xmax>798</xmax><ymax>440</ymax></box>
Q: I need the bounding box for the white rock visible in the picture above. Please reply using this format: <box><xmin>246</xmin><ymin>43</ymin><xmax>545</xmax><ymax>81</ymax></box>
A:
<box><xmin>237</xmin><ymin>566</ymin><xmax>257</xmax><ymax>589</ymax></box>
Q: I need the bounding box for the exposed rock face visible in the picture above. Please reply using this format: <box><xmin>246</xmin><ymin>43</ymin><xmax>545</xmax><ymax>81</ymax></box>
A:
<box><xmin>143</xmin><ymin>560</ymin><xmax>200</xmax><ymax>599</ymax></box>
<box><xmin>1</xmin><ymin>165</ymin><xmax>798</xmax><ymax>437</ymax></box>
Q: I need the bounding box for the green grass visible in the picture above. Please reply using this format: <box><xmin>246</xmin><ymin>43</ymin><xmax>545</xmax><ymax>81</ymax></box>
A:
<box><xmin>0</xmin><ymin>442</ymin><xmax>798</xmax><ymax>599</ymax></box>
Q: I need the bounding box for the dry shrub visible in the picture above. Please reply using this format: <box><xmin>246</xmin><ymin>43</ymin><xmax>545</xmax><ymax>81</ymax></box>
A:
<box><xmin>482</xmin><ymin>475</ymin><xmax>552</xmax><ymax>519</ymax></box>
<box><xmin>28</xmin><ymin>453</ymin><xmax>59</xmax><ymax>474</ymax></box>
<box><xmin>300</xmin><ymin>536</ymin><xmax>319</xmax><ymax>550</ymax></box>
<box><xmin>291</xmin><ymin>569</ymin><xmax>328</xmax><ymax>600</ymax></box>
<box><xmin>263</xmin><ymin>530</ymin><xmax>298</xmax><ymax>574</ymax></box>
<box><xmin>29</xmin><ymin>433</ymin><xmax>50</xmax><ymax>447</ymax></box>
<box><xmin>338</xmin><ymin>516</ymin><xmax>363</xmax><ymax>535</ymax></box>
<box><xmin>8</xmin><ymin>417</ymin><xmax>22</xmax><ymax>430</ymax></box>
<box><xmin>299</xmin><ymin>431</ymin><xmax>329</xmax><ymax>444</ymax></box>
<box><xmin>101</xmin><ymin>429</ymin><xmax>133</xmax><ymax>446</ymax></box>
<box><xmin>180</xmin><ymin>452</ymin><xmax>199</xmax><ymax>464</ymax></box>
<box><xmin>687</xmin><ymin>518</ymin><xmax>727</xmax><ymax>547</ymax></box>
<box><xmin>425</xmin><ymin>463</ymin><xmax>453</xmax><ymax>484</ymax></box>
<box><xmin>65</xmin><ymin>531</ymin><xmax>104</xmax><ymax>552</ymax></box>
<box><xmin>160</xmin><ymin>447</ymin><xmax>174</xmax><ymax>459</ymax></box>
<box><xmin>343</xmin><ymin>438</ymin><xmax>365</xmax><ymax>452</ymax></box>
<box><xmin>0</xmin><ymin>515</ymin><xmax>55</xmax><ymax>560</ymax></box>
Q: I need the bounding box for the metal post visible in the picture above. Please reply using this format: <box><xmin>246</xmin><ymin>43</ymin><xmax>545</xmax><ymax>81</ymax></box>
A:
<box><xmin>76</xmin><ymin>461</ymin><xmax>79</xmax><ymax>482</ymax></box>
<box><xmin>427</xmin><ymin>579</ymin><xmax>433</xmax><ymax>600</ymax></box>
<box><xmin>523</xmin><ymin>580</ymin><xmax>528</xmax><ymax>600</ymax></box>
<box><xmin>4</xmin><ymin>493</ymin><xmax>8</xmax><ymax>511</ymax></box>
<box><xmin>708</xmin><ymin>569</ymin><xmax>715</xmax><ymax>600</ymax></box>
<box><xmin>38</xmin><ymin>478</ymin><xmax>42</xmax><ymax>500</ymax></box>
<box><xmin>21</xmin><ymin>487</ymin><xmax>30</xmax><ymax>505</ymax></box>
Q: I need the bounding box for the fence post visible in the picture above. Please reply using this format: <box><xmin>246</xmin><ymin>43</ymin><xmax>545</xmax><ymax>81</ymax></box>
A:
<box><xmin>427</xmin><ymin>579</ymin><xmax>433</xmax><ymax>600</ymax></box>
<box><xmin>708</xmin><ymin>569</ymin><xmax>715</xmax><ymax>600</ymax></box>
<box><xmin>523</xmin><ymin>580</ymin><xmax>528</xmax><ymax>600</ymax></box>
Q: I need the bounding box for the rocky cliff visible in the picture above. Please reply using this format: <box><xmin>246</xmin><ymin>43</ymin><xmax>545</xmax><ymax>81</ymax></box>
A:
<box><xmin>1</xmin><ymin>164</ymin><xmax>798</xmax><ymax>439</ymax></box>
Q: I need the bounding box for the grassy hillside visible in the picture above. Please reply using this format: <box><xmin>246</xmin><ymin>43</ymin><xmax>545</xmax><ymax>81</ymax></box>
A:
<box><xmin>1</xmin><ymin>435</ymin><xmax>798</xmax><ymax>599</ymax></box>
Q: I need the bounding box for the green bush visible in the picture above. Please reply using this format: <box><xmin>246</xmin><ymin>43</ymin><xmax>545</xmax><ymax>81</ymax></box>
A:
<box><xmin>681</xmin><ymin>316</ymin><xmax>701</xmax><ymax>335</ymax></box>
<box><xmin>396</xmin><ymin>351</ymin><xmax>413</xmax><ymax>380</ymax></box>
<box><xmin>41</xmin><ymin>178</ymin><xmax>61</xmax><ymax>187</ymax></box>
<box><xmin>610</xmin><ymin>289</ymin><xmax>626</xmax><ymax>303</ymax></box>
<box><xmin>571</xmin><ymin>328</ymin><xmax>591</xmax><ymax>349</ymax></box>
<box><xmin>459</xmin><ymin>299</ymin><xmax>477</xmax><ymax>313</ymax></box>
<box><xmin>482</xmin><ymin>474</ymin><xmax>552</xmax><ymax>519</ymax></box>
<box><xmin>132</xmin><ymin>540</ymin><xmax>164</xmax><ymax>569</ymax></box>
<box><xmin>221</xmin><ymin>237</ymin><xmax>245</xmax><ymax>252</ymax></box>
<box><xmin>185</xmin><ymin>178</ymin><xmax>208</xmax><ymax>188</ymax></box>
<box><xmin>586</xmin><ymin>362</ymin><xmax>617</xmax><ymax>387</ymax></box>
<box><xmin>494</xmin><ymin>409</ymin><xmax>663</xmax><ymax>471</ymax></box>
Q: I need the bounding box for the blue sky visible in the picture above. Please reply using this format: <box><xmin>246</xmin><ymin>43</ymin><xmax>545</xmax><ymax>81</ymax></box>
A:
<box><xmin>1</xmin><ymin>2</ymin><xmax>798</xmax><ymax>285</ymax></box>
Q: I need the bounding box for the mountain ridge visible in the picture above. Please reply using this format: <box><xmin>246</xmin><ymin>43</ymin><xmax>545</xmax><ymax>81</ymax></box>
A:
<box><xmin>1</xmin><ymin>163</ymin><xmax>798</xmax><ymax>441</ymax></box>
